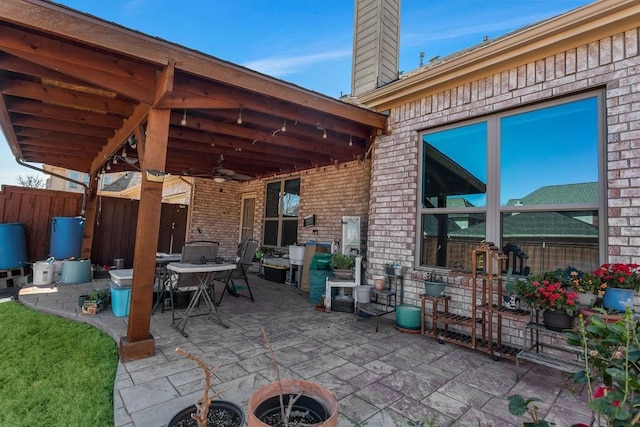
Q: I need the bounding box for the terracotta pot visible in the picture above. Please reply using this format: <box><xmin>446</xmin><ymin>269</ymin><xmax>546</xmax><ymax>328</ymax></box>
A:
<box><xmin>579</xmin><ymin>307</ymin><xmax>623</xmax><ymax>325</ymax></box>
<box><xmin>374</xmin><ymin>277</ymin><xmax>385</xmax><ymax>290</ymax></box>
<box><xmin>247</xmin><ymin>379</ymin><xmax>338</xmax><ymax>427</ymax></box>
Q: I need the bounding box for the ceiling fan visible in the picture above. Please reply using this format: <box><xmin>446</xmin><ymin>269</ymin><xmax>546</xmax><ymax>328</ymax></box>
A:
<box><xmin>211</xmin><ymin>154</ymin><xmax>252</xmax><ymax>183</ymax></box>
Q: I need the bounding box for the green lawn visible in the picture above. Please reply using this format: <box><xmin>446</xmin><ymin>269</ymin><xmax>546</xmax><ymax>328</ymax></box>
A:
<box><xmin>0</xmin><ymin>301</ymin><xmax>118</xmax><ymax>426</ymax></box>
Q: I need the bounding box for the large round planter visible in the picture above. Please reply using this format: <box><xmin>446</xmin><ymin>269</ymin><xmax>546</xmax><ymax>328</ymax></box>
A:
<box><xmin>247</xmin><ymin>379</ymin><xmax>338</xmax><ymax>427</ymax></box>
<box><xmin>579</xmin><ymin>307</ymin><xmax>623</xmax><ymax>325</ymax></box>
<box><xmin>542</xmin><ymin>309</ymin><xmax>574</xmax><ymax>332</ymax></box>
<box><xmin>395</xmin><ymin>304</ymin><xmax>422</xmax><ymax>331</ymax></box>
<box><xmin>602</xmin><ymin>287</ymin><xmax>635</xmax><ymax>312</ymax></box>
<box><xmin>575</xmin><ymin>292</ymin><xmax>598</xmax><ymax>308</ymax></box>
<box><xmin>424</xmin><ymin>281</ymin><xmax>446</xmax><ymax>297</ymax></box>
<box><xmin>169</xmin><ymin>400</ymin><xmax>244</xmax><ymax>427</ymax></box>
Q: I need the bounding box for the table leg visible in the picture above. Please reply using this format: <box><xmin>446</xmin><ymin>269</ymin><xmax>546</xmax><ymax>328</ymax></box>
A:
<box><xmin>171</xmin><ymin>272</ymin><xmax>229</xmax><ymax>337</ymax></box>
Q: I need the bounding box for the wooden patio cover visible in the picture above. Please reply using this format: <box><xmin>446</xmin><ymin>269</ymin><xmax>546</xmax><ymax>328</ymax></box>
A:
<box><xmin>0</xmin><ymin>0</ymin><xmax>387</xmax><ymax>360</ymax></box>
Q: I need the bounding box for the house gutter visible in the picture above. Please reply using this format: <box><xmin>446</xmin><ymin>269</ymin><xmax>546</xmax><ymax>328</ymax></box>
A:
<box><xmin>15</xmin><ymin>157</ymin><xmax>88</xmax><ymax>216</ymax></box>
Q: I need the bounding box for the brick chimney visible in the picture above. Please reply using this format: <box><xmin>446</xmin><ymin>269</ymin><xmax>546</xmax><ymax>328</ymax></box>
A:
<box><xmin>351</xmin><ymin>0</ymin><xmax>400</xmax><ymax>96</ymax></box>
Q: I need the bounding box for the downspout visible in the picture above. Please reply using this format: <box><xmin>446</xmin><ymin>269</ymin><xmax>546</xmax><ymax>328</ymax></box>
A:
<box><xmin>15</xmin><ymin>157</ymin><xmax>88</xmax><ymax>217</ymax></box>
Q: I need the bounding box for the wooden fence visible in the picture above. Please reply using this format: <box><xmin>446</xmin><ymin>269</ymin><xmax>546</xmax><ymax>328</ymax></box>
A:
<box><xmin>0</xmin><ymin>185</ymin><xmax>187</xmax><ymax>268</ymax></box>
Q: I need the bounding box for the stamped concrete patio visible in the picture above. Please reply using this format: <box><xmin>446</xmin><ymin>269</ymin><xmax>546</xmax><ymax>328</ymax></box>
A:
<box><xmin>19</xmin><ymin>273</ymin><xmax>592</xmax><ymax>427</ymax></box>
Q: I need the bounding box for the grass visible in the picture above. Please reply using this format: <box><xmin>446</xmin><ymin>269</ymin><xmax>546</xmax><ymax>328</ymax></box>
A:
<box><xmin>0</xmin><ymin>301</ymin><xmax>118</xmax><ymax>426</ymax></box>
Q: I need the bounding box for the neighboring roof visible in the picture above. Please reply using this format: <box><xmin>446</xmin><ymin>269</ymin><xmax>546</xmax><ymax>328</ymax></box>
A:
<box><xmin>0</xmin><ymin>0</ymin><xmax>387</xmax><ymax>181</ymax></box>
<box><xmin>102</xmin><ymin>172</ymin><xmax>141</xmax><ymax>192</ymax></box>
<box><xmin>506</xmin><ymin>182</ymin><xmax>598</xmax><ymax>206</ymax></box>
<box><xmin>450</xmin><ymin>211</ymin><xmax>598</xmax><ymax>239</ymax></box>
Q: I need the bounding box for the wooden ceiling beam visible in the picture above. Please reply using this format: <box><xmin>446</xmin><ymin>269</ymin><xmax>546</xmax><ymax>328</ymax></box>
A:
<box><xmin>0</xmin><ymin>25</ymin><xmax>157</xmax><ymax>103</ymax></box>
<box><xmin>0</xmin><ymin>53</ymin><xmax>94</xmax><ymax>87</ymax></box>
<box><xmin>12</xmin><ymin>115</ymin><xmax>115</xmax><ymax>138</ymax></box>
<box><xmin>15</xmin><ymin>128</ymin><xmax>105</xmax><ymax>145</ymax></box>
<box><xmin>7</xmin><ymin>99</ymin><xmax>125</xmax><ymax>129</ymax></box>
<box><xmin>2</xmin><ymin>78</ymin><xmax>135</xmax><ymax>116</ymax></box>
<box><xmin>17</xmin><ymin>137</ymin><xmax>104</xmax><ymax>152</ymax></box>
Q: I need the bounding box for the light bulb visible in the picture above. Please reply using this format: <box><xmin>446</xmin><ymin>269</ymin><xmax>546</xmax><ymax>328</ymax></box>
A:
<box><xmin>122</xmin><ymin>147</ymin><xmax>127</xmax><ymax>158</ymax></box>
<box><xmin>106</xmin><ymin>163</ymin><xmax>111</xmax><ymax>171</ymax></box>
<box><xmin>349</xmin><ymin>135</ymin><xmax>353</xmax><ymax>146</ymax></box>
<box><xmin>180</xmin><ymin>109</ymin><xmax>187</xmax><ymax>126</ymax></box>
<box><xmin>322</xmin><ymin>129</ymin><xmax>327</xmax><ymax>139</ymax></box>
<box><xmin>236</xmin><ymin>109</ymin><xmax>243</xmax><ymax>125</ymax></box>
<box><xmin>112</xmin><ymin>156</ymin><xmax>118</xmax><ymax>164</ymax></box>
<box><xmin>281</xmin><ymin>118</ymin><xmax>287</xmax><ymax>132</ymax></box>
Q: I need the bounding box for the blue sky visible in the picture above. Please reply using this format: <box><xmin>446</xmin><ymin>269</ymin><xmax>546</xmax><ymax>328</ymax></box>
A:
<box><xmin>0</xmin><ymin>0</ymin><xmax>593</xmax><ymax>186</ymax></box>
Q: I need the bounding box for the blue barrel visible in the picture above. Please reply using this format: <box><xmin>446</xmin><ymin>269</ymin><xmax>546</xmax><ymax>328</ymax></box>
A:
<box><xmin>0</xmin><ymin>223</ymin><xmax>29</xmax><ymax>270</ymax></box>
<box><xmin>50</xmin><ymin>217</ymin><xmax>85</xmax><ymax>259</ymax></box>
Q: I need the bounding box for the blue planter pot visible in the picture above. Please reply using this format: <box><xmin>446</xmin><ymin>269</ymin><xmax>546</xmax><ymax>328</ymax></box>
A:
<box><xmin>602</xmin><ymin>287</ymin><xmax>635</xmax><ymax>312</ymax></box>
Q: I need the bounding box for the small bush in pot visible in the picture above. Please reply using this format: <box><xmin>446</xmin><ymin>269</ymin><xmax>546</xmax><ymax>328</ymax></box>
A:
<box><xmin>423</xmin><ymin>270</ymin><xmax>445</xmax><ymax>297</ymax></box>
<box><xmin>331</xmin><ymin>253</ymin><xmax>355</xmax><ymax>279</ymax></box>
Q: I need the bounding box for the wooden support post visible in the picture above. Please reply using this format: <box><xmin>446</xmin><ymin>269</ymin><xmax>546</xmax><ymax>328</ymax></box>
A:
<box><xmin>120</xmin><ymin>107</ymin><xmax>169</xmax><ymax>361</ymax></box>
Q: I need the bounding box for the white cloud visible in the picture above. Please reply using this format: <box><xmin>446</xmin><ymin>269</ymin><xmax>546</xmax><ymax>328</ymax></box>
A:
<box><xmin>243</xmin><ymin>48</ymin><xmax>351</xmax><ymax>77</ymax></box>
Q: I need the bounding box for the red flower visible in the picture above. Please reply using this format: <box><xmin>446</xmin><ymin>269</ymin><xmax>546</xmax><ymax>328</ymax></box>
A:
<box><xmin>593</xmin><ymin>385</ymin><xmax>611</xmax><ymax>398</ymax></box>
<box><xmin>613</xmin><ymin>400</ymin><xmax>620</xmax><ymax>407</ymax></box>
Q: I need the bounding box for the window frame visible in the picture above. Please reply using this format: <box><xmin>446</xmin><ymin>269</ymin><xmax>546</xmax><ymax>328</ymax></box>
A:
<box><xmin>263</xmin><ymin>177</ymin><xmax>300</xmax><ymax>247</ymax></box>
<box><xmin>416</xmin><ymin>91</ymin><xmax>606</xmax><ymax>270</ymax></box>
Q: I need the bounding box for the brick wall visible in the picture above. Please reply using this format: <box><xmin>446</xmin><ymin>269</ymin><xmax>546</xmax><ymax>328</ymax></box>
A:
<box><xmin>368</xmin><ymin>27</ymin><xmax>640</xmax><ymax>344</ymax></box>
<box><xmin>188</xmin><ymin>159</ymin><xmax>371</xmax><ymax>262</ymax></box>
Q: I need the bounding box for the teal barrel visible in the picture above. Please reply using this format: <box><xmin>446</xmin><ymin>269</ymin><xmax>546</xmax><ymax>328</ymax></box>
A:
<box><xmin>0</xmin><ymin>223</ymin><xmax>28</xmax><ymax>270</ymax></box>
<box><xmin>50</xmin><ymin>217</ymin><xmax>85</xmax><ymax>259</ymax></box>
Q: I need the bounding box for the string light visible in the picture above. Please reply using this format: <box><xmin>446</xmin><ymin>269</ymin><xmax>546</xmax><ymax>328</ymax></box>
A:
<box><xmin>349</xmin><ymin>135</ymin><xmax>353</xmax><ymax>146</ymax></box>
<box><xmin>281</xmin><ymin>118</ymin><xmax>287</xmax><ymax>132</ymax></box>
<box><xmin>236</xmin><ymin>108</ymin><xmax>243</xmax><ymax>125</ymax></box>
<box><xmin>322</xmin><ymin>129</ymin><xmax>327</xmax><ymax>139</ymax></box>
<box><xmin>180</xmin><ymin>109</ymin><xmax>187</xmax><ymax>126</ymax></box>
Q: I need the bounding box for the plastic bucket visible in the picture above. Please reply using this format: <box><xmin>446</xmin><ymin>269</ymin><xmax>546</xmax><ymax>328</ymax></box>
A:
<box><xmin>33</xmin><ymin>261</ymin><xmax>55</xmax><ymax>285</ymax></box>
<box><xmin>0</xmin><ymin>223</ymin><xmax>28</xmax><ymax>270</ymax></box>
<box><xmin>60</xmin><ymin>259</ymin><xmax>92</xmax><ymax>284</ymax></box>
<box><xmin>110</xmin><ymin>282</ymin><xmax>131</xmax><ymax>317</ymax></box>
<box><xmin>50</xmin><ymin>217</ymin><xmax>85</xmax><ymax>260</ymax></box>
<box><xmin>289</xmin><ymin>245</ymin><xmax>305</xmax><ymax>265</ymax></box>
<box><xmin>355</xmin><ymin>285</ymin><xmax>372</xmax><ymax>304</ymax></box>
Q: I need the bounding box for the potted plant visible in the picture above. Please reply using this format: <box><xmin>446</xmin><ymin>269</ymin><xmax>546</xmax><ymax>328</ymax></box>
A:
<box><xmin>331</xmin><ymin>253</ymin><xmax>355</xmax><ymax>279</ymax></box>
<box><xmin>247</xmin><ymin>329</ymin><xmax>338</xmax><ymax>426</ymax></box>
<box><xmin>423</xmin><ymin>270</ymin><xmax>445</xmax><ymax>297</ymax></box>
<box><xmin>564</xmin><ymin>268</ymin><xmax>603</xmax><ymax>308</ymax></box>
<box><xmin>592</xmin><ymin>263</ymin><xmax>640</xmax><ymax>312</ymax></box>
<box><xmin>514</xmin><ymin>272</ymin><xmax>579</xmax><ymax>331</ymax></box>
<box><xmin>566</xmin><ymin>307</ymin><xmax>640</xmax><ymax>426</ymax></box>
<box><xmin>169</xmin><ymin>348</ymin><xmax>244</xmax><ymax>427</ymax></box>
<box><xmin>80</xmin><ymin>289</ymin><xmax>110</xmax><ymax>315</ymax></box>
<box><xmin>507</xmin><ymin>394</ymin><xmax>554</xmax><ymax>426</ymax></box>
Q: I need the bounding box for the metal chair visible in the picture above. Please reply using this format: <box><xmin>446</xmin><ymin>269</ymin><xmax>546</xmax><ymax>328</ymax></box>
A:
<box><xmin>216</xmin><ymin>239</ymin><xmax>258</xmax><ymax>304</ymax></box>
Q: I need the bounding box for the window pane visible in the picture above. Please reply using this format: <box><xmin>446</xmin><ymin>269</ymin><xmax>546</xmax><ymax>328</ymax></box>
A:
<box><xmin>501</xmin><ymin>210</ymin><xmax>599</xmax><ymax>274</ymax></box>
<box><xmin>281</xmin><ymin>219</ymin><xmax>298</xmax><ymax>246</ymax></box>
<box><xmin>421</xmin><ymin>213</ymin><xmax>486</xmax><ymax>268</ymax></box>
<box><xmin>422</xmin><ymin>122</ymin><xmax>487</xmax><ymax>209</ymax></box>
<box><xmin>500</xmin><ymin>97</ymin><xmax>599</xmax><ymax>206</ymax></box>
<box><xmin>283</xmin><ymin>178</ymin><xmax>300</xmax><ymax>217</ymax></box>
<box><xmin>265</xmin><ymin>182</ymin><xmax>281</xmax><ymax>218</ymax></box>
<box><xmin>263</xmin><ymin>220</ymin><xmax>278</xmax><ymax>246</ymax></box>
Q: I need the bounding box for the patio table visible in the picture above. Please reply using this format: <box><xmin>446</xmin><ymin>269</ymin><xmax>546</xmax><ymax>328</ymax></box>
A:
<box><xmin>166</xmin><ymin>262</ymin><xmax>236</xmax><ymax>337</ymax></box>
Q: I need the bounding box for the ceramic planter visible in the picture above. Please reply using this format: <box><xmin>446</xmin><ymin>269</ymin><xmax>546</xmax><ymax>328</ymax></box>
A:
<box><xmin>542</xmin><ymin>309</ymin><xmax>574</xmax><ymax>332</ymax></box>
<box><xmin>168</xmin><ymin>400</ymin><xmax>244</xmax><ymax>427</ymax></box>
<box><xmin>423</xmin><ymin>281</ymin><xmax>446</xmax><ymax>297</ymax></box>
<box><xmin>576</xmin><ymin>292</ymin><xmax>598</xmax><ymax>307</ymax></box>
<box><xmin>247</xmin><ymin>379</ymin><xmax>338</xmax><ymax>427</ymax></box>
<box><xmin>602</xmin><ymin>287</ymin><xmax>635</xmax><ymax>312</ymax></box>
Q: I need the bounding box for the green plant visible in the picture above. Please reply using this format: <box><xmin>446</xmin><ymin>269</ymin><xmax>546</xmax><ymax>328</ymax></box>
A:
<box><xmin>423</xmin><ymin>270</ymin><xmax>443</xmax><ymax>283</ymax></box>
<box><xmin>514</xmin><ymin>273</ymin><xmax>579</xmax><ymax>316</ymax></box>
<box><xmin>507</xmin><ymin>394</ymin><xmax>555</xmax><ymax>426</ymax></box>
<box><xmin>566</xmin><ymin>307</ymin><xmax>640</xmax><ymax>426</ymax></box>
<box><xmin>87</xmin><ymin>289</ymin><xmax>109</xmax><ymax>301</ymax></box>
<box><xmin>593</xmin><ymin>263</ymin><xmax>640</xmax><ymax>291</ymax></box>
<box><xmin>332</xmin><ymin>253</ymin><xmax>355</xmax><ymax>270</ymax></box>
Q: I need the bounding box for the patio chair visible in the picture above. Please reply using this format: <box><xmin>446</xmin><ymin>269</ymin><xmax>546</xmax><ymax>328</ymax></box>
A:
<box><xmin>216</xmin><ymin>239</ymin><xmax>258</xmax><ymax>304</ymax></box>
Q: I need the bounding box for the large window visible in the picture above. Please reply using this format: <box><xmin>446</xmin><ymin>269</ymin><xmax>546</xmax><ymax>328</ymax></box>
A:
<box><xmin>263</xmin><ymin>178</ymin><xmax>300</xmax><ymax>247</ymax></box>
<box><xmin>419</xmin><ymin>93</ymin><xmax>603</xmax><ymax>274</ymax></box>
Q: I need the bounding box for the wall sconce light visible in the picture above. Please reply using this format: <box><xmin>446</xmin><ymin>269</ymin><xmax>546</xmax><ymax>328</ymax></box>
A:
<box><xmin>236</xmin><ymin>108</ymin><xmax>243</xmax><ymax>125</ymax></box>
<box><xmin>180</xmin><ymin>109</ymin><xmax>187</xmax><ymax>126</ymax></box>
